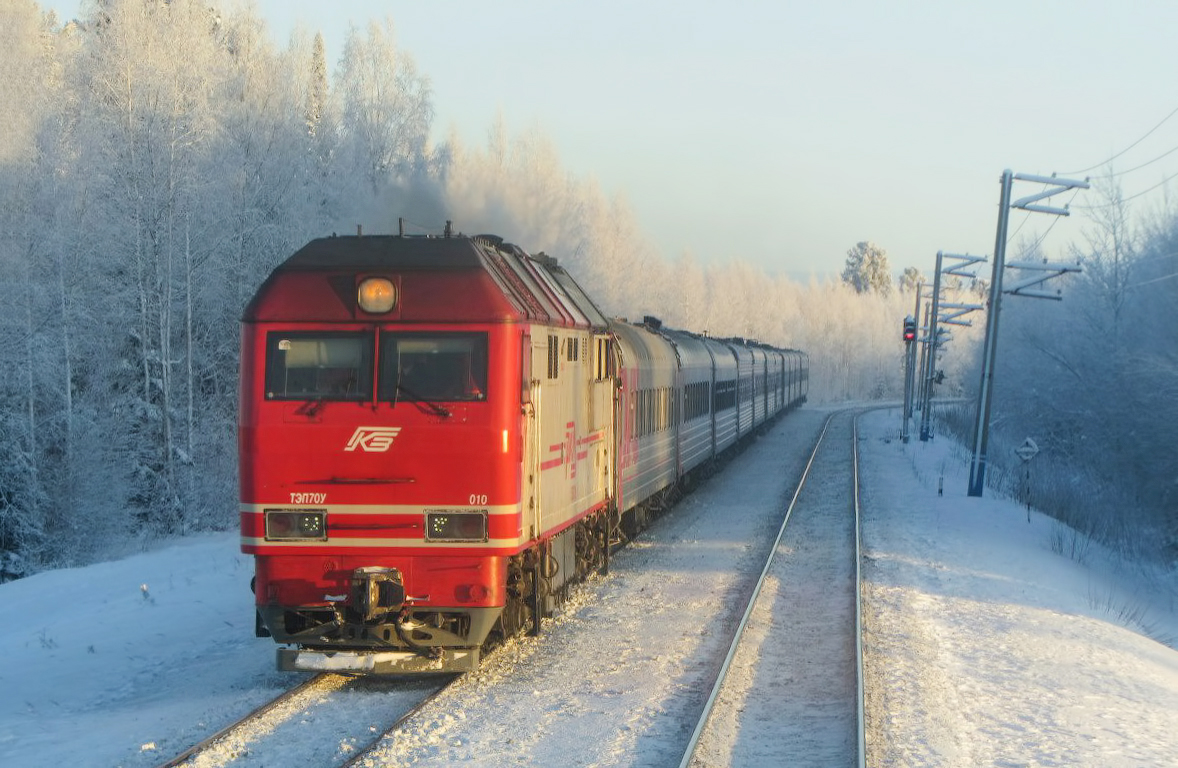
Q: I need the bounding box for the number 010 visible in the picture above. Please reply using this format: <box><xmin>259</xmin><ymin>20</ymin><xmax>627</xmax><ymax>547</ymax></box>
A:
<box><xmin>469</xmin><ymin>494</ymin><xmax>488</xmax><ymax>506</ymax></box>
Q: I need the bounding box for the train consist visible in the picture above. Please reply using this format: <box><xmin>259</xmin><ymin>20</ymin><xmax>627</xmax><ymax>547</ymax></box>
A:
<box><xmin>239</xmin><ymin>232</ymin><xmax>808</xmax><ymax>673</ymax></box>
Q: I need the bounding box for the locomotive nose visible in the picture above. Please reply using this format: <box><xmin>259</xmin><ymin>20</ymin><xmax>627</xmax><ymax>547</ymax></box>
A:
<box><xmin>350</xmin><ymin>566</ymin><xmax>406</xmax><ymax>622</ymax></box>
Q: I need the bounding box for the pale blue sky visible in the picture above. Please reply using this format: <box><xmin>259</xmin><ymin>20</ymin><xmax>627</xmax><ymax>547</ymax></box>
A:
<box><xmin>52</xmin><ymin>1</ymin><xmax>1178</xmax><ymax>278</ymax></box>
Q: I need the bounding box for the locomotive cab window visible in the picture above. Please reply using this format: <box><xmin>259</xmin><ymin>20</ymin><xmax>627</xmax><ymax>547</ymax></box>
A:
<box><xmin>265</xmin><ymin>332</ymin><xmax>373</xmax><ymax>400</ymax></box>
<box><xmin>379</xmin><ymin>333</ymin><xmax>489</xmax><ymax>402</ymax></box>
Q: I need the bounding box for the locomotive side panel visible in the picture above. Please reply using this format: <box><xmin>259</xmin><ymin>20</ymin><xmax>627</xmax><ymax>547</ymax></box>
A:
<box><xmin>528</xmin><ymin>328</ymin><xmax>612</xmax><ymax>541</ymax></box>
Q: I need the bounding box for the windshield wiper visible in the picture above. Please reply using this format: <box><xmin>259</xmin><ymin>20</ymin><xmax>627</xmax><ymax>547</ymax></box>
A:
<box><xmin>295</xmin><ymin>397</ymin><xmax>326</xmax><ymax>417</ymax></box>
<box><xmin>395</xmin><ymin>384</ymin><xmax>451</xmax><ymax>418</ymax></box>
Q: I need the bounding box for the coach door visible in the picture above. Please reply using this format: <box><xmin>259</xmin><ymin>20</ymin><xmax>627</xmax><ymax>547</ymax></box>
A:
<box><xmin>589</xmin><ymin>334</ymin><xmax>613</xmax><ymax>501</ymax></box>
<box><xmin>521</xmin><ymin>333</ymin><xmax>542</xmax><ymax>543</ymax></box>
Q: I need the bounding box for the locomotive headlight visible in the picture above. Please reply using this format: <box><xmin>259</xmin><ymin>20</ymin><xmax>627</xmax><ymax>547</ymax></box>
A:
<box><xmin>425</xmin><ymin>510</ymin><xmax>488</xmax><ymax>542</ymax></box>
<box><xmin>357</xmin><ymin>277</ymin><xmax>397</xmax><ymax>313</ymax></box>
<box><xmin>265</xmin><ymin>510</ymin><xmax>327</xmax><ymax>541</ymax></box>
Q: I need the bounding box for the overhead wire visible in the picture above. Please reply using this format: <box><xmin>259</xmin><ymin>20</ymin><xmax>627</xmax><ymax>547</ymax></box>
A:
<box><xmin>1087</xmin><ymin>142</ymin><xmax>1178</xmax><ymax>180</ymax></box>
<box><xmin>1050</xmin><ymin>101</ymin><xmax>1178</xmax><ymax>212</ymax></box>
<box><xmin>1017</xmin><ymin>102</ymin><xmax>1178</xmax><ymax>281</ymax></box>
<box><xmin>1072</xmin><ymin>168</ymin><xmax>1178</xmax><ymax>210</ymax></box>
<box><xmin>1060</xmin><ymin>102</ymin><xmax>1178</xmax><ymax>176</ymax></box>
<box><xmin>1127</xmin><ymin>271</ymin><xmax>1178</xmax><ymax>290</ymax></box>
<box><xmin>1005</xmin><ymin>209</ymin><xmax>1034</xmax><ymax>243</ymax></box>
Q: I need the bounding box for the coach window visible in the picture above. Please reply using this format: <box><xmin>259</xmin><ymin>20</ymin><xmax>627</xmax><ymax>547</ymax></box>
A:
<box><xmin>265</xmin><ymin>331</ymin><xmax>374</xmax><ymax>401</ymax></box>
<box><xmin>378</xmin><ymin>332</ymin><xmax>488</xmax><ymax>402</ymax></box>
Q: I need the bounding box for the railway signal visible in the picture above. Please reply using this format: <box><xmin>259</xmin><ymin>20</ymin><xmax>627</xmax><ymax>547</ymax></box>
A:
<box><xmin>900</xmin><ymin>286</ymin><xmax>922</xmax><ymax>443</ymax></box>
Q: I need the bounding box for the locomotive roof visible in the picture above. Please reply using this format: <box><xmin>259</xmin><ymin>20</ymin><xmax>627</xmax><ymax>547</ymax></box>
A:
<box><xmin>245</xmin><ymin>234</ymin><xmax>609</xmax><ymax>329</ymax></box>
<box><xmin>277</xmin><ymin>235</ymin><xmax>489</xmax><ymax>271</ymax></box>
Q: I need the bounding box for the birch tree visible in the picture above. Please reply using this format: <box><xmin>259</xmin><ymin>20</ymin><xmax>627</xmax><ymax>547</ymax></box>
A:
<box><xmin>335</xmin><ymin>18</ymin><xmax>432</xmax><ymax>196</ymax></box>
<box><xmin>75</xmin><ymin>0</ymin><xmax>228</xmax><ymax>534</ymax></box>
<box><xmin>841</xmin><ymin>240</ymin><xmax>893</xmax><ymax>296</ymax></box>
<box><xmin>0</xmin><ymin>0</ymin><xmax>56</xmax><ymax>574</ymax></box>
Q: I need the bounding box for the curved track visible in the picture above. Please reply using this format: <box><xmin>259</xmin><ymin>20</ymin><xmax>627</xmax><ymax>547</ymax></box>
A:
<box><xmin>681</xmin><ymin>409</ymin><xmax>867</xmax><ymax>766</ymax></box>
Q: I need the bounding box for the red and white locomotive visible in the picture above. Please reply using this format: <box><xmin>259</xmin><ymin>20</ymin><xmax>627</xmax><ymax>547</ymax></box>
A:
<box><xmin>239</xmin><ymin>232</ymin><xmax>807</xmax><ymax>673</ymax></box>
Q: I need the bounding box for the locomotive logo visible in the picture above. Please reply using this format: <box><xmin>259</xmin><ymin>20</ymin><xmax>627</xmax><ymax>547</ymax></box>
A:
<box><xmin>344</xmin><ymin>426</ymin><xmax>402</xmax><ymax>452</ymax></box>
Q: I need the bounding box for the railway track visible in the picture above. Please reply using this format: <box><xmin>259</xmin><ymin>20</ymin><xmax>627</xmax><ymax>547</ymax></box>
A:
<box><xmin>155</xmin><ymin>672</ymin><xmax>340</xmax><ymax>767</ymax></box>
<box><xmin>157</xmin><ymin>671</ymin><xmax>454</xmax><ymax>767</ymax></box>
<box><xmin>333</xmin><ymin>408</ymin><xmax>839</xmax><ymax>765</ymax></box>
<box><xmin>336</xmin><ymin>678</ymin><xmax>453</xmax><ymax>768</ymax></box>
<box><xmin>680</xmin><ymin>409</ymin><xmax>867</xmax><ymax>767</ymax></box>
<box><xmin>155</xmin><ymin>409</ymin><xmax>857</xmax><ymax>766</ymax></box>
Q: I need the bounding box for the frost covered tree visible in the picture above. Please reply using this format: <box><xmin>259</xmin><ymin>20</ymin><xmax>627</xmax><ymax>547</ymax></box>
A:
<box><xmin>334</xmin><ymin>18</ymin><xmax>432</xmax><ymax>196</ymax></box>
<box><xmin>73</xmin><ymin>0</ymin><xmax>233</xmax><ymax>535</ymax></box>
<box><xmin>0</xmin><ymin>0</ymin><xmax>80</xmax><ymax>571</ymax></box>
<box><xmin>898</xmin><ymin>266</ymin><xmax>922</xmax><ymax>294</ymax></box>
<box><xmin>661</xmin><ymin>253</ymin><xmax>712</xmax><ymax>332</ymax></box>
<box><xmin>438</xmin><ymin>117</ymin><xmax>584</xmax><ymax>255</ymax></box>
<box><xmin>305</xmin><ymin>32</ymin><xmax>329</xmax><ymax>137</ymax></box>
<box><xmin>0</xmin><ymin>2</ymin><xmax>453</xmax><ymax>570</ymax></box>
<box><xmin>841</xmin><ymin>241</ymin><xmax>892</xmax><ymax>297</ymax></box>
<box><xmin>573</xmin><ymin>187</ymin><xmax>661</xmax><ymax>319</ymax></box>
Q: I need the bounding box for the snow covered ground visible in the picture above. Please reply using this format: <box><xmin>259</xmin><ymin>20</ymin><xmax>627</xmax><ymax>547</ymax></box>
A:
<box><xmin>1</xmin><ymin>407</ymin><xmax>1175</xmax><ymax>767</ymax></box>
<box><xmin>858</xmin><ymin>409</ymin><xmax>1178</xmax><ymax>766</ymax></box>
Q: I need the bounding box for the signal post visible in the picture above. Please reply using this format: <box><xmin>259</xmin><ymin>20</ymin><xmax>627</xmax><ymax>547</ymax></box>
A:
<box><xmin>900</xmin><ymin>301</ymin><xmax>918</xmax><ymax>443</ymax></box>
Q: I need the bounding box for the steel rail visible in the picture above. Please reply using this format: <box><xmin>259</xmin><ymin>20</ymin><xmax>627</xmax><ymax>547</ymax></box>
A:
<box><xmin>155</xmin><ymin>672</ymin><xmax>336</xmax><ymax>768</ymax></box>
<box><xmin>853</xmin><ymin>412</ymin><xmax>867</xmax><ymax>768</ymax></box>
<box><xmin>677</xmin><ymin>411</ymin><xmax>837</xmax><ymax>768</ymax></box>
<box><xmin>337</xmin><ymin>677</ymin><xmax>454</xmax><ymax>768</ymax></box>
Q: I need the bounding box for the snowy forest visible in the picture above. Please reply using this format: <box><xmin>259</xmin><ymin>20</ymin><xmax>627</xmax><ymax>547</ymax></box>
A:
<box><xmin>1</xmin><ymin>0</ymin><xmax>1174</xmax><ymax>578</ymax></box>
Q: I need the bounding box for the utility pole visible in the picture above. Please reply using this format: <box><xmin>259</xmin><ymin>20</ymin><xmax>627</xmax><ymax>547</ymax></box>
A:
<box><xmin>916</xmin><ymin>300</ymin><xmax>932</xmax><ymax>412</ymax></box>
<box><xmin>919</xmin><ymin>252</ymin><xmax>984</xmax><ymax>441</ymax></box>
<box><xmin>967</xmin><ymin>170</ymin><xmax>1087</xmax><ymax>497</ymax></box>
<box><xmin>921</xmin><ymin>254</ymin><xmax>946</xmax><ymax>441</ymax></box>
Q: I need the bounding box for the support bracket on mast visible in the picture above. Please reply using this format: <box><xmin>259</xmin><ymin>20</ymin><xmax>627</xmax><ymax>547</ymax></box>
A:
<box><xmin>1011</xmin><ymin>173</ymin><xmax>1090</xmax><ymax>216</ymax></box>
<box><xmin>939</xmin><ymin>252</ymin><xmax>987</xmax><ymax>279</ymax></box>
<box><xmin>1003</xmin><ymin>260</ymin><xmax>1083</xmax><ymax>299</ymax></box>
<box><xmin>937</xmin><ymin>302</ymin><xmax>984</xmax><ymax>326</ymax></box>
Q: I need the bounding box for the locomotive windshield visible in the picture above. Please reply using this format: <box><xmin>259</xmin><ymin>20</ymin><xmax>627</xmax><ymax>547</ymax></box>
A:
<box><xmin>378</xmin><ymin>333</ymin><xmax>488</xmax><ymax>402</ymax></box>
<box><xmin>264</xmin><ymin>332</ymin><xmax>374</xmax><ymax>400</ymax></box>
<box><xmin>262</xmin><ymin>330</ymin><xmax>488</xmax><ymax>403</ymax></box>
